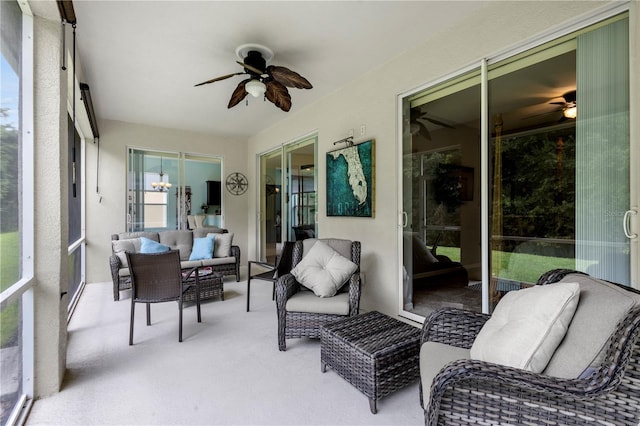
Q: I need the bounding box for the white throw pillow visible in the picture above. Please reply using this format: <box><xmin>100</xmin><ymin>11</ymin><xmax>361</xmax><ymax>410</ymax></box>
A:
<box><xmin>290</xmin><ymin>240</ymin><xmax>357</xmax><ymax>298</ymax></box>
<box><xmin>208</xmin><ymin>232</ymin><xmax>233</xmax><ymax>258</ymax></box>
<box><xmin>470</xmin><ymin>282</ymin><xmax>580</xmax><ymax>373</ymax></box>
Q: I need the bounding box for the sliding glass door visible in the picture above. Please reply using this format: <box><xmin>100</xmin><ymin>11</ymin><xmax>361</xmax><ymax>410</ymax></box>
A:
<box><xmin>401</xmin><ymin>13</ymin><xmax>634</xmax><ymax>318</ymax></box>
<box><xmin>257</xmin><ymin>135</ymin><xmax>317</xmax><ymax>262</ymax></box>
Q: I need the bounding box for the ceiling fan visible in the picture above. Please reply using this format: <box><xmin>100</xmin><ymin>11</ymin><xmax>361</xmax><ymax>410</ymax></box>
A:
<box><xmin>523</xmin><ymin>90</ymin><xmax>577</xmax><ymax>121</ymax></box>
<box><xmin>194</xmin><ymin>44</ymin><xmax>312</xmax><ymax>112</ymax></box>
<box><xmin>409</xmin><ymin>109</ymin><xmax>455</xmax><ymax>140</ymax></box>
<box><xmin>550</xmin><ymin>90</ymin><xmax>577</xmax><ymax>119</ymax></box>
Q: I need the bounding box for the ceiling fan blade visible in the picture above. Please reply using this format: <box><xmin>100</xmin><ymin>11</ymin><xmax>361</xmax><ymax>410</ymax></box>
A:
<box><xmin>265</xmin><ymin>79</ymin><xmax>292</xmax><ymax>112</ymax></box>
<box><xmin>522</xmin><ymin>107</ymin><xmax>563</xmax><ymax>120</ymax></box>
<box><xmin>410</xmin><ymin>122</ymin><xmax>431</xmax><ymax>140</ymax></box>
<box><xmin>423</xmin><ymin>116</ymin><xmax>455</xmax><ymax>129</ymax></box>
<box><xmin>236</xmin><ymin>61</ymin><xmax>264</xmax><ymax>76</ymax></box>
<box><xmin>227</xmin><ymin>79</ymin><xmax>250</xmax><ymax>109</ymax></box>
<box><xmin>550</xmin><ymin>101</ymin><xmax>567</xmax><ymax>105</ymax></box>
<box><xmin>266</xmin><ymin>65</ymin><xmax>312</xmax><ymax>89</ymax></box>
<box><xmin>194</xmin><ymin>72</ymin><xmax>245</xmax><ymax>87</ymax></box>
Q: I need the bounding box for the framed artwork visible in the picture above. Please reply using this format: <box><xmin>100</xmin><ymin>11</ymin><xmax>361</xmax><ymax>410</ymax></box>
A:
<box><xmin>326</xmin><ymin>139</ymin><xmax>375</xmax><ymax>217</ymax></box>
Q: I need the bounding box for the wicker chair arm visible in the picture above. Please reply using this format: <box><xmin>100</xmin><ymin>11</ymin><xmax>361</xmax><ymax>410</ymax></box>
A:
<box><xmin>435</xmin><ymin>359</ymin><xmax>615</xmax><ymax>403</ymax></box>
<box><xmin>230</xmin><ymin>245</ymin><xmax>241</xmax><ymax>280</ymax></box>
<box><xmin>347</xmin><ymin>272</ymin><xmax>361</xmax><ymax>316</ymax></box>
<box><xmin>275</xmin><ymin>273</ymin><xmax>300</xmax><ymax>309</ymax></box>
<box><xmin>109</xmin><ymin>254</ymin><xmax>122</xmax><ymax>283</ymax></box>
<box><xmin>420</xmin><ymin>307</ymin><xmax>489</xmax><ymax>349</ymax></box>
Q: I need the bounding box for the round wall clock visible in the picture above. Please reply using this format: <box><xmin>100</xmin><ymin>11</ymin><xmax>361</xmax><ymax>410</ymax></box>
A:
<box><xmin>225</xmin><ymin>172</ymin><xmax>248</xmax><ymax>195</ymax></box>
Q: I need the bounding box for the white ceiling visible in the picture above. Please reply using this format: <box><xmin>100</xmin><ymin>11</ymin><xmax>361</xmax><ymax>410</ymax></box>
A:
<box><xmin>72</xmin><ymin>1</ymin><xmax>490</xmax><ymax>139</ymax></box>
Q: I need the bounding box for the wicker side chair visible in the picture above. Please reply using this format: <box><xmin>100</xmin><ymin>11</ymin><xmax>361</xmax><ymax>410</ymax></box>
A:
<box><xmin>419</xmin><ymin>269</ymin><xmax>640</xmax><ymax>426</ymax></box>
<box><xmin>275</xmin><ymin>238</ymin><xmax>361</xmax><ymax>351</ymax></box>
<box><xmin>126</xmin><ymin>250</ymin><xmax>202</xmax><ymax>345</ymax></box>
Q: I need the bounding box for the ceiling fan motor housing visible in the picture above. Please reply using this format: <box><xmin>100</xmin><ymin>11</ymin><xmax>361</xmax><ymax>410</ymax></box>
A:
<box><xmin>244</xmin><ymin>51</ymin><xmax>266</xmax><ymax>76</ymax></box>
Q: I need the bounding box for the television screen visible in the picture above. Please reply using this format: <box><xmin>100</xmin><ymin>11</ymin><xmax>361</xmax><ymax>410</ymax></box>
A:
<box><xmin>207</xmin><ymin>180</ymin><xmax>221</xmax><ymax>205</ymax></box>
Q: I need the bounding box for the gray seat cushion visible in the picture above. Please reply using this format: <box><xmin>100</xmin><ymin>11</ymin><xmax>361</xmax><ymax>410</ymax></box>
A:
<box><xmin>285</xmin><ymin>290</ymin><xmax>350</xmax><ymax>315</ymax></box>
<box><xmin>420</xmin><ymin>341</ymin><xmax>470</xmax><ymax>406</ymax></box>
<box><xmin>158</xmin><ymin>230</ymin><xmax>193</xmax><ymax>261</ymax></box>
<box><xmin>543</xmin><ymin>273</ymin><xmax>640</xmax><ymax>378</ymax></box>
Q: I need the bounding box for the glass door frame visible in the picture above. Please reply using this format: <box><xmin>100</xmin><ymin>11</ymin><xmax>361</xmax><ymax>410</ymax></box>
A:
<box><xmin>397</xmin><ymin>3</ymin><xmax>636</xmax><ymax>321</ymax></box>
<box><xmin>256</xmin><ymin>133</ymin><xmax>318</xmax><ymax>262</ymax></box>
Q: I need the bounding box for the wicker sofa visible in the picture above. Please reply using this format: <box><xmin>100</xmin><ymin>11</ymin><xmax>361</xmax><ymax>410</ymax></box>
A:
<box><xmin>419</xmin><ymin>269</ymin><xmax>640</xmax><ymax>425</ymax></box>
<box><xmin>109</xmin><ymin>227</ymin><xmax>240</xmax><ymax>301</ymax></box>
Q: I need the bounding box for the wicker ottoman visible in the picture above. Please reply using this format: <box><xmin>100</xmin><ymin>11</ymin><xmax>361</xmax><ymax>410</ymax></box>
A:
<box><xmin>320</xmin><ymin>310</ymin><xmax>420</xmax><ymax>414</ymax></box>
<box><xmin>183</xmin><ymin>270</ymin><xmax>224</xmax><ymax>303</ymax></box>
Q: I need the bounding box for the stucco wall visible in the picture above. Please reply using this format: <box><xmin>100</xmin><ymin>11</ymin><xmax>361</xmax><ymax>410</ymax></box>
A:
<box><xmin>245</xmin><ymin>1</ymin><xmax>626</xmax><ymax>319</ymax></box>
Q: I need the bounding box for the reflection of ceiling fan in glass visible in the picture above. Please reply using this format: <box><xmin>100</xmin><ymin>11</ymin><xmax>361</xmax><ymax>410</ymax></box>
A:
<box><xmin>524</xmin><ymin>90</ymin><xmax>577</xmax><ymax>122</ymax></box>
<box><xmin>551</xmin><ymin>90</ymin><xmax>577</xmax><ymax>119</ymax></box>
<box><xmin>409</xmin><ymin>109</ymin><xmax>455</xmax><ymax>140</ymax></box>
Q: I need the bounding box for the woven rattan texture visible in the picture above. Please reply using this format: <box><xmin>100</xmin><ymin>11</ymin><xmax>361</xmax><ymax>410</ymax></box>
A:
<box><xmin>183</xmin><ymin>272</ymin><xmax>223</xmax><ymax>303</ymax></box>
<box><xmin>420</xmin><ymin>269</ymin><xmax>640</xmax><ymax>426</ymax></box>
<box><xmin>275</xmin><ymin>239</ymin><xmax>362</xmax><ymax>351</ymax></box>
<box><xmin>321</xmin><ymin>311</ymin><xmax>420</xmax><ymax>404</ymax></box>
<box><xmin>110</xmin><ymin>245</ymin><xmax>240</xmax><ymax>301</ymax></box>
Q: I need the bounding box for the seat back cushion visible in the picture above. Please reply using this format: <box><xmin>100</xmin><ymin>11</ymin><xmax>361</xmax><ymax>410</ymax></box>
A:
<box><xmin>193</xmin><ymin>227</ymin><xmax>227</xmax><ymax>238</ymax></box>
<box><xmin>302</xmin><ymin>238</ymin><xmax>353</xmax><ymax>262</ymax></box>
<box><xmin>470</xmin><ymin>282</ymin><xmax>580</xmax><ymax>373</ymax></box>
<box><xmin>113</xmin><ymin>231</ymin><xmax>159</xmax><ymax>243</ymax></box>
<box><xmin>112</xmin><ymin>238</ymin><xmax>142</xmax><ymax>268</ymax></box>
<box><xmin>543</xmin><ymin>273</ymin><xmax>640</xmax><ymax>378</ymax></box>
<box><xmin>208</xmin><ymin>232</ymin><xmax>234</xmax><ymax>257</ymax></box>
<box><xmin>158</xmin><ymin>230</ymin><xmax>193</xmax><ymax>261</ymax></box>
<box><xmin>420</xmin><ymin>342</ymin><xmax>470</xmax><ymax>407</ymax></box>
<box><xmin>291</xmin><ymin>240</ymin><xmax>357</xmax><ymax>297</ymax></box>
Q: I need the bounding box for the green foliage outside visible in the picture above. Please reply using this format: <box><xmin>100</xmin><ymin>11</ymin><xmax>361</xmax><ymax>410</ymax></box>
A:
<box><xmin>1</xmin><ymin>108</ymin><xmax>20</xmax><ymax>348</ymax></box>
<box><xmin>1</xmin><ymin>232</ymin><xmax>19</xmax><ymax>347</ymax></box>
<box><xmin>438</xmin><ymin>245</ymin><xmax>576</xmax><ymax>285</ymax></box>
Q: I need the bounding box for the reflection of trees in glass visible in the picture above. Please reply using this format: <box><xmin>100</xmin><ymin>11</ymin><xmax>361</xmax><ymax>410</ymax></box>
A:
<box><xmin>1</xmin><ymin>108</ymin><xmax>19</xmax><ymax>232</ymax></box>
<box><xmin>499</xmin><ymin>127</ymin><xmax>576</xmax><ymax>255</ymax></box>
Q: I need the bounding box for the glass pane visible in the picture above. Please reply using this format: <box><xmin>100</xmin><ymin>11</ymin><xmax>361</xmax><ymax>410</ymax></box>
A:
<box><xmin>128</xmin><ymin>150</ymin><xmax>177</xmax><ymax>231</ymax></box>
<box><xmin>1</xmin><ymin>0</ymin><xmax>22</xmax><ymax>287</ymax></box>
<box><xmin>285</xmin><ymin>137</ymin><xmax>316</xmax><ymax>242</ymax></box>
<box><xmin>402</xmin><ymin>71</ymin><xmax>481</xmax><ymax>317</ymax></box>
<box><xmin>184</xmin><ymin>155</ymin><xmax>222</xmax><ymax>229</ymax></box>
<box><xmin>487</xmin><ymin>17</ymin><xmax>630</xmax><ymax>310</ymax></box>
<box><xmin>1</xmin><ymin>298</ymin><xmax>23</xmax><ymax>425</ymax></box>
<box><xmin>68</xmin><ymin>116</ymin><xmax>82</xmax><ymax>243</ymax></box>
<box><xmin>142</xmin><ymin>203</ymin><xmax>167</xmax><ymax>229</ymax></box>
<box><xmin>67</xmin><ymin>247</ymin><xmax>82</xmax><ymax>309</ymax></box>
<box><xmin>260</xmin><ymin>149</ymin><xmax>282</xmax><ymax>263</ymax></box>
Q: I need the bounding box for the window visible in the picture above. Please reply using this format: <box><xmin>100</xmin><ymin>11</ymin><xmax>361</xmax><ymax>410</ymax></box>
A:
<box><xmin>127</xmin><ymin>149</ymin><xmax>222</xmax><ymax>231</ymax></box>
<box><xmin>1</xmin><ymin>0</ymin><xmax>34</xmax><ymax>423</ymax></box>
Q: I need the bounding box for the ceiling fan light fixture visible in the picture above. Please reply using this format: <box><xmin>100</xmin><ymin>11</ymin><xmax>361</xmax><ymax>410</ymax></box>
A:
<box><xmin>246</xmin><ymin>79</ymin><xmax>267</xmax><ymax>98</ymax></box>
<box><xmin>564</xmin><ymin>106</ymin><xmax>577</xmax><ymax>119</ymax></box>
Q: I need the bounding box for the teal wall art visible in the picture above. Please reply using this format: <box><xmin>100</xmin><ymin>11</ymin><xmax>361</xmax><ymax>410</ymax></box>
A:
<box><xmin>326</xmin><ymin>139</ymin><xmax>375</xmax><ymax>217</ymax></box>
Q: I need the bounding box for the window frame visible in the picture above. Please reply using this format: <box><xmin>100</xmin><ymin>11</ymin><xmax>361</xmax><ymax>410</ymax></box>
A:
<box><xmin>0</xmin><ymin>1</ymin><xmax>35</xmax><ymax>423</ymax></box>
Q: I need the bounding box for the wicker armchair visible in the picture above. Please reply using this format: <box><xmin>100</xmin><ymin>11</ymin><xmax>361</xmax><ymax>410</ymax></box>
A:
<box><xmin>419</xmin><ymin>269</ymin><xmax>640</xmax><ymax>425</ymax></box>
<box><xmin>275</xmin><ymin>238</ymin><xmax>361</xmax><ymax>351</ymax></box>
<box><xmin>126</xmin><ymin>250</ymin><xmax>202</xmax><ymax>345</ymax></box>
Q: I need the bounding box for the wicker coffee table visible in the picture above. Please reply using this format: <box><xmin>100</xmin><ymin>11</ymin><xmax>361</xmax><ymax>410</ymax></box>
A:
<box><xmin>182</xmin><ymin>268</ymin><xmax>224</xmax><ymax>303</ymax></box>
<box><xmin>320</xmin><ymin>310</ymin><xmax>421</xmax><ymax>414</ymax></box>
